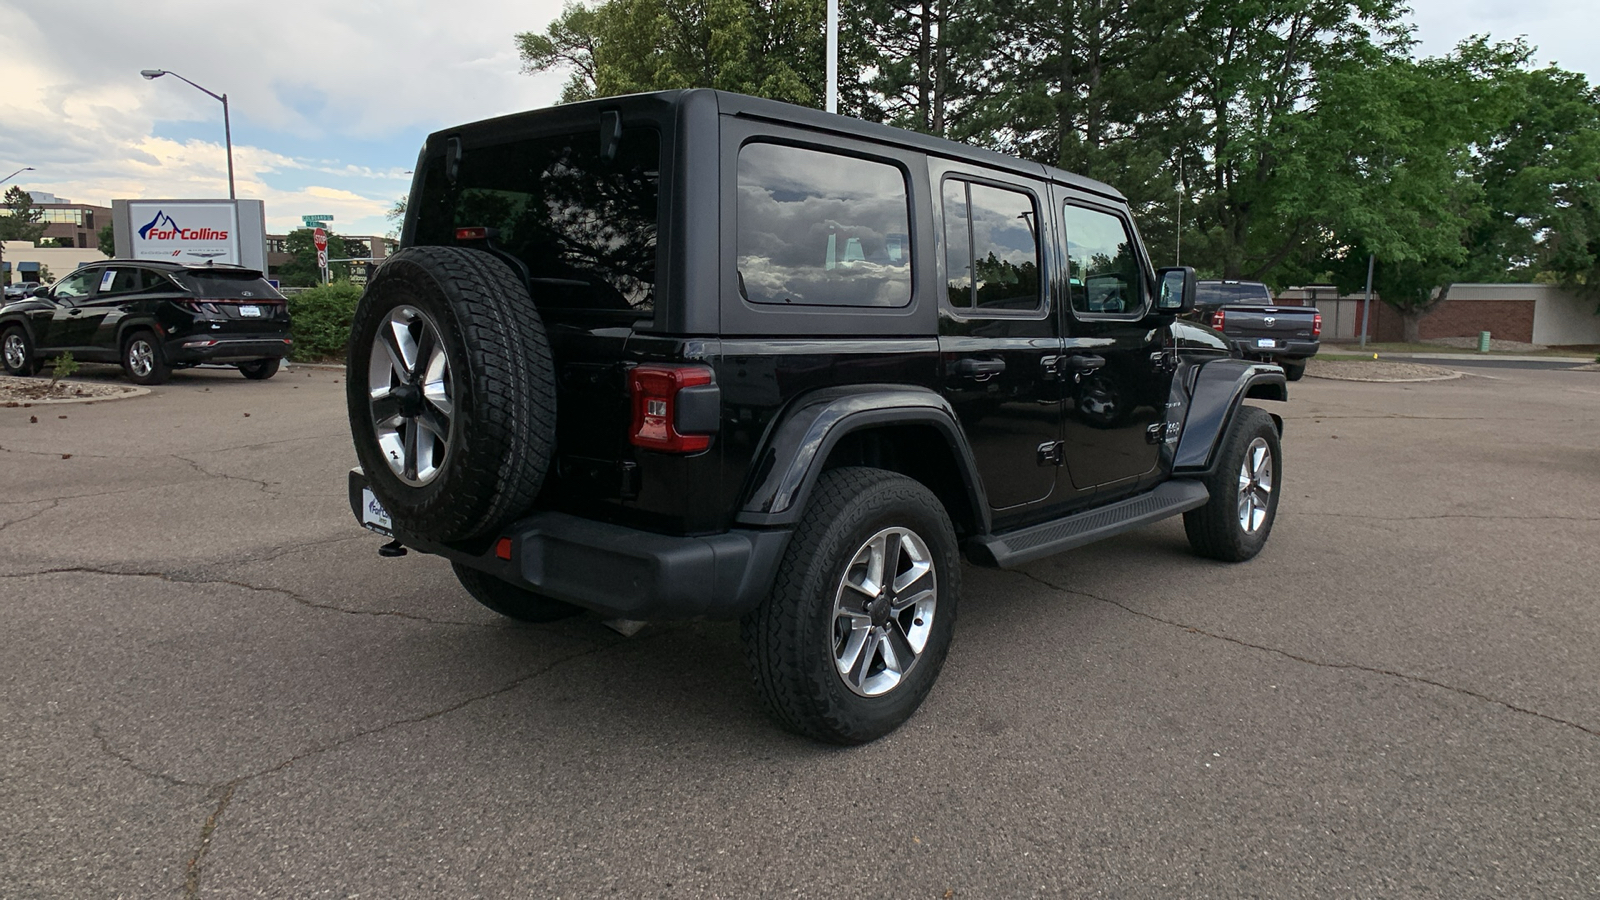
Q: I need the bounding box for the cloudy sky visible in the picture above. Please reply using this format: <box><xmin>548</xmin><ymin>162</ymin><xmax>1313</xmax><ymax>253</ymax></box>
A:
<box><xmin>0</xmin><ymin>0</ymin><xmax>1593</xmax><ymax>240</ymax></box>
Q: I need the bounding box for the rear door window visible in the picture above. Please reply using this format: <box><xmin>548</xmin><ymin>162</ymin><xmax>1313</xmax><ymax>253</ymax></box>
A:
<box><xmin>415</xmin><ymin>127</ymin><xmax>661</xmax><ymax>313</ymax></box>
<box><xmin>942</xmin><ymin>179</ymin><xmax>1042</xmax><ymax>313</ymax></box>
<box><xmin>736</xmin><ymin>142</ymin><xmax>911</xmax><ymax>308</ymax></box>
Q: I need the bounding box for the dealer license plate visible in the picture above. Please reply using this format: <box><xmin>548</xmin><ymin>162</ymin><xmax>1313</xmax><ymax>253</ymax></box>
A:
<box><xmin>239</xmin><ymin>305</ymin><xmax>262</xmax><ymax>317</ymax></box>
<box><xmin>361</xmin><ymin>488</ymin><xmax>393</xmax><ymax>536</ymax></box>
<box><xmin>1256</xmin><ymin>338</ymin><xmax>1276</xmax><ymax>348</ymax></box>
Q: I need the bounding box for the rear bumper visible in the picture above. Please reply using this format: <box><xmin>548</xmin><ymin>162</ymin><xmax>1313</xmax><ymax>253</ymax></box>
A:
<box><xmin>1229</xmin><ymin>338</ymin><xmax>1319</xmax><ymax>360</ymax></box>
<box><xmin>165</xmin><ymin>335</ymin><xmax>292</xmax><ymax>364</ymax></box>
<box><xmin>348</xmin><ymin>469</ymin><xmax>790</xmax><ymax>621</ymax></box>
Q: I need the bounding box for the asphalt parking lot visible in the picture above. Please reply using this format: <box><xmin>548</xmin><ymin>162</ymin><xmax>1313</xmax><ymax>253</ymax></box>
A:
<box><xmin>2</xmin><ymin>362</ymin><xmax>1597</xmax><ymax>898</ymax></box>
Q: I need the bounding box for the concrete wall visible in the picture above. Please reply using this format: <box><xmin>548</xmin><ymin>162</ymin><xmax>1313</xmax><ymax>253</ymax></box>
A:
<box><xmin>1530</xmin><ymin>288</ymin><xmax>1600</xmax><ymax>346</ymax></box>
<box><xmin>1</xmin><ymin>240</ymin><xmax>109</xmax><ymax>284</ymax></box>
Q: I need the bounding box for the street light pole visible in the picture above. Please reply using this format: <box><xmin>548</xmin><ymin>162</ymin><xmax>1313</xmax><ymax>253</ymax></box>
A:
<box><xmin>0</xmin><ymin>165</ymin><xmax>34</xmax><ymax>187</ymax></box>
<box><xmin>140</xmin><ymin>69</ymin><xmax>235</xmax><ymax>200</ymax></box>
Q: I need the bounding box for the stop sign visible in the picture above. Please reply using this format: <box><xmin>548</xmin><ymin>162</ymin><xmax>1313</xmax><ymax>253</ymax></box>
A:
<box><xmin>313</xmin><ymin>227</ymin><xmax>327</xmax><ymax>253</ymax></box>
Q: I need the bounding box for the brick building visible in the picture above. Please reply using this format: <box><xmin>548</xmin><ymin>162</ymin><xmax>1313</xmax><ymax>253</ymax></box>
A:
<box><xmin>1276</xmin><ymin>283</ymin><xmax>1599</xmax><ymax>346</ymax></box>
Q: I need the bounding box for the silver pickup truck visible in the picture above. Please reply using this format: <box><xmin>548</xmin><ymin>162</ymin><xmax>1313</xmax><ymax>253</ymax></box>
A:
<box><xmin>1193</xmin><ymin>280</ymin><xmax>1321</xmax><ymax>381</ymax></box>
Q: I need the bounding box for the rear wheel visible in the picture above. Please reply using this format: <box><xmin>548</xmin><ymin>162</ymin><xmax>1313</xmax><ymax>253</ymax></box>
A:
<box><xmin>1281</xmin><ymin>360</ymin><xmax>1306</xmax><ymax>381</ymax></box>
<box><xmin>122</xmin><ymin>331</ymin><xmax>171</xmax><ymax>385</ymax></box>
<box><xmin>741</xmin><ymin>467</ymin><xmax>959</xmax><ymax>745</ymax></box>
<box><xmin>2</xmin><ymin>326</ymin><xmax>35</xmax><ymax>376</ymax></box>
<box><xmin>346</xmin><ymin>247</ymin><xmax>557</xmax><ymax>543</ymax></box>
<box><xmin>239</xmin><ymin>358</ymin><xmax>281</xmax><ymax>380</ymax></box>
<box><xmin>1184</xmin><ymin>406</ymin><xmax>1280</xmax><ymax>562</ymax></box>
<box><xmin>451</xmin><ymin>562</ymin><xmax>581</xmax><ymax>623</ymax></box>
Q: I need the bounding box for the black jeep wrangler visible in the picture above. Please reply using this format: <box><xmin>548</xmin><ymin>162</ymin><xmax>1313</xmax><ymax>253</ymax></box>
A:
<box><xmin>346</xmin><ymin>90</ymin><xmax>1286</xmax><ymax>744</ymax></box>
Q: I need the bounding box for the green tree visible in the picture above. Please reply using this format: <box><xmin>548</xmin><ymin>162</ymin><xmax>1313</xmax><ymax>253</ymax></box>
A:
<box><xmin>98</xmin><ymin>222</ymin><xmax>116</xmax><ymax>256</ymax></box>
<box><xmin>0</xmin><ymin>186</ymin><xmax>48</xmax><ymax>245</ymax></box>
<box><xmin>517</xmin><ymin>0</ymin><xmax>827</xmax><ymax>106</ymax></box>
<box><xmin>277</xmin><ymin>228</ymin><xmax>357</xmax><ymax>287</ymax></box>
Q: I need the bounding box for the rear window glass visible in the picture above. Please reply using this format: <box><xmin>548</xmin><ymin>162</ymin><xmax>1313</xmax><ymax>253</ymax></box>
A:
<box><xmin>168</xmin><ymin>271</ymin><xmax>282</xmax><ymax>299</ymax></box>
<box><xmin>1196</xmin><ymin>282</ymin><xmax>1272</xmax><ymax>305</ymax></box>
<box><xmin>414</xmin><ymin>127</ymin><xmax>660</xmax><ymax>313</ymax></box>
<box><xmin>737</xmin><ymin>142</ymin><xmax>911</xmax><ymax>308</ymax></box>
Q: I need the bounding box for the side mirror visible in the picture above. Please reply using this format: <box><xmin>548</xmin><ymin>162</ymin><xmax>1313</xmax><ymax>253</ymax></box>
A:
<box><xmin>30</xmin><ymin>286</ymin><xmax>50</xmax><ymax>298</ymax></box>
<box><xmin>1156</xmin><ymin>266</ymin><xmax>1196</xmax><ymax>314</ymax></box>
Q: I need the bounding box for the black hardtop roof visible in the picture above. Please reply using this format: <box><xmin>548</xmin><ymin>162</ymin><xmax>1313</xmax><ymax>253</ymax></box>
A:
<box><xmin>426</xmin><ymin>88</ymin><xmax>1127</xmax><ymax>203</ymax></box>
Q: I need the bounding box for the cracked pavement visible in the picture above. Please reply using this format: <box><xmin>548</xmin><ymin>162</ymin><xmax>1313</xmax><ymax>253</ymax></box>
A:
<box><xmin>2</xmin><ymin>363</ymin><xmax>1598</xmax><ymax>898</ymax></box>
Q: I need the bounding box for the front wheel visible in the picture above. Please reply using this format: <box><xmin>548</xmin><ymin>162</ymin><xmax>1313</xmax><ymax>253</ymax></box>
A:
<box><xmin>1184</xmin><ymin>406</ymin><xmax>1281</xmax><ymax>562</ymax></box>
<box><xmin>122</xmin><ymin>331</ymin><xmax>171</xmax><ymax>385</ymax></box>
<box><xmin>2</xmin><ymin>325</ymin><xmax>36</xmax><ymax>376</ymax></box>
<box><xmin>239</xmin><ymin>358</ymin><xmax>281</xmax><ymax>380</ymax></box>
<box><xmin>741</xmin><ymin>467</ymin><xmax>960</xmax><ymax>745</ymax></box>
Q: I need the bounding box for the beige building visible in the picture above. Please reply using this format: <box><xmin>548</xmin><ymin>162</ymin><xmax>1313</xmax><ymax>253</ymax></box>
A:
<box><xmin>1</xmin><ymin>240</ymin><xmax>108</xmax><ymax>287</ymax></box>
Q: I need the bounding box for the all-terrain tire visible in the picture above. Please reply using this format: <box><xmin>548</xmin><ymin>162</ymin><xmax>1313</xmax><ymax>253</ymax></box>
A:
<box><xmin>2</xmin><ymin>325</ymin><xmax>36</xmax><ymax>376</ymax></box>
<box><xmin>1184</xmin><ymin>406</ymin><xmax>1281</xmax><ymax>562</ymax></box>
<box><xmin>1281</xmin><ymin>360</ymin><xmax>1306</xmax><ymax>381</ymax></box>
<box><xmin>122</xmin><ymin>330</ymin><xmax>172</xmax><ymax>385</ymax></box>
<box><xmin>452</xmin><ymin>562</ymin><xmax>582</xmax><ymax>623</ymax></box>
<box><xmin>741</xmin><ymin>467</ymin><xmax>960</xmax><ymax>745</ymax></box>
<box><xmin>239</xmin><ymin>358</ymin><xmax>280</xmax><ymax>380</ymax></box>
<box><xmin>347</xmin><ymin>246</ymin><xmax>557</xmax><ymax>543</ymax></box>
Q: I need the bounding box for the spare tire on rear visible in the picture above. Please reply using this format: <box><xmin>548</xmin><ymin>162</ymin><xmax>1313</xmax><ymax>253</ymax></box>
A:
<box><xmin>346</xmin><ymin>246</ymin><xmax>556</xmax><ymax>543</ymax></box>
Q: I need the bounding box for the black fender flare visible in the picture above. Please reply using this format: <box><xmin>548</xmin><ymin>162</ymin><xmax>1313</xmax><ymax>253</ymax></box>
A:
<box><xmin>1172</xmin><ymin>359</ymin><xmax>1286</xmax><ymax>476</ymax></box>
<box><xmin>0</xmin><ymin>312</ymin><xmax>40</xmax><ymax>345</ymax></box>
<box><xmin>114</xmin><ymin>316</ymin><xmax>164</xmax><ymax>349</ymax></box>
<box><xmin>734</xmin><ymin>384</ymin><xmax>992</xmax><ymax>533</ymax></box>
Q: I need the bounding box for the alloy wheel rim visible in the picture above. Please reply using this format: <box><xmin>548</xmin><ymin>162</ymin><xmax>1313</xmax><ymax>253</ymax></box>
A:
<box><xmin>128</xmin><ymin>341</ymin><xmax>153</xmax><ymax>377</ymax></box>
<box><xmin>831</xmin><ymin>526</ymin><xmax>938</xmax><ymax>697</ymax></box>
<box><xmin>368</xmin><ymin>305</ymin><xmax>453</xmax><ymax>487</ymax></box>
<box><xmin>1237</xmin><ymin>436</ymin><xmax>1273</xmax><ymax>533</ymax></box>
<box><xmin>3</xmin><ymin>334</ymin><xmax>24</xmax><ymax>370</ymax></box>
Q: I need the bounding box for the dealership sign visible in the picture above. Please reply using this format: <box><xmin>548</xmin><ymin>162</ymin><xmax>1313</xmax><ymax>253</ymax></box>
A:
<box><xmin>127</xmin><ymin>201</ymin><xmax>241</xmax><ymax>265</ymax></box>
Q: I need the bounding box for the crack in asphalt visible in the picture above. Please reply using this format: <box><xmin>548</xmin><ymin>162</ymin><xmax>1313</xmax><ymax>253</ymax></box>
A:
<box><xmin>1014</xmin><ymin>570</ymin><xmax>1600</xmax><ymax>740</ymax></box>
<box><xmin>1</xmin><ymin>566</ymin><xmax>496</xmax><ymax>628</ymax></box>
<box><xmin>0</xmin><ymin>498</ymin><xmax>60</xmax><ymax>533</ymax></box>
<box><xmin>172</xmin><ymin>454</ymin><xmax>277</xmax><ymax>495</ymax></box>
<box><xmin>108</xmin><ymin>637</ymin><xmax>626</xmax><ymax>898</ymax></box>
<box><xmin>183</xmin><ymin>786</ymin><xmax>234</xmax><ymax>900</ymax></box>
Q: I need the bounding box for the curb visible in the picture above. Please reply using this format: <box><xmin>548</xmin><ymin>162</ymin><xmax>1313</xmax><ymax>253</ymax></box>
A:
<box><xmin>2</xmin><ymin>384</ymin><xmax>152</xmax><ymax>406</ymax></box>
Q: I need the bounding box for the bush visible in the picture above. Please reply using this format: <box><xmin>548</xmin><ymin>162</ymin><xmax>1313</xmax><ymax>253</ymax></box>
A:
<box><xmin>285</xmin><ymin>281</ymin><xmax>364</xmax><ymax>362</ymax></box>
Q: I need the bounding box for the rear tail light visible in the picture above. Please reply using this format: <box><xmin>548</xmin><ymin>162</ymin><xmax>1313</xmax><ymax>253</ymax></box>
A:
<box><xmin>1210</xmin><ymin>309</ymin><xmax>1225</xmax><ymax>330</ymax></box>
<box><xmin>629</xmin><ymin>365</ymin><xmax>715</xmax><ymax>453</ymax></box>
<box><xmin>456</xmin><ymin>226</ymin><xmax>499</xmax><ymax>241</ymax></box>
<box><xmin>1312</xmin><ymin>313</ymin><xmax>1322</xmax><ymax>338</ymax></box>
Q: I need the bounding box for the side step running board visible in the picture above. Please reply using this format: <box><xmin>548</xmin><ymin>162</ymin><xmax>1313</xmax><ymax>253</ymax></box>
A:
<box><xmin>966</xmin><ymin>479</ymin><xmax>1209</xmax><ymax>569</ymax></box>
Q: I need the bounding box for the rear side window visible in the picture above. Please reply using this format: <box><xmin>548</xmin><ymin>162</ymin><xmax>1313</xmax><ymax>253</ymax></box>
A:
<box><xmin>1064</xmin><ymin>204</ymin><xmax>1146</xmax><ymax>316</ymax></box>
<box><xmin>96</xmin><ymin>268</ymin><xmax>144</xmax><ymax>296</ymax></box>
<box><xmin>168</xmin><ymin>271</ymin><xmax>282</xmax><ymax>300</ymax></box>
<box><xmin>414</xmin><ymin>127</ymin><xmax>660</xmax><ymax>313</ymax></box>
<box><xmin>737</xmin><ymin>142</ymin><xmax>911</xmax><ymax>308</ymax></box>
<box><xmin>942</xmin><ymin>179</ymin><xmax>1042</xmax><ymax>312</ymax></box>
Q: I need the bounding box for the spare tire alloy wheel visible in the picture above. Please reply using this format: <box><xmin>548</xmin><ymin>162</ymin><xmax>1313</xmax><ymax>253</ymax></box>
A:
<box><xmin>346</xmin><ymin>246</ymin><xmax>556</xmax><ymax>544</ymax></box>
<box><xmin>368</xmin><ymin>305</ymin><xmax>454</xmax><ymax>486</ymax></box>
<box><xmin>833</xmin><ymin>527</ymin><xmax>938</xmax><ymax>697</ymax></box>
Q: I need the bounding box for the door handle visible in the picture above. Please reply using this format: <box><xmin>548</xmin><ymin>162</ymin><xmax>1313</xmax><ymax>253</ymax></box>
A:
<box><xmin>953</xmin><ymin>358</ymin><xmax>1006</xmax><ymax>380</ymax></box>
<box><xmin>1062</xmin><ymin>354</ymin><xmax>1105</xmax><ymax>373</ymax></box>
<box><xmin>68</xmin><ymin>309</ymin><xmax>83</xmax><ymax>316</ymax></box>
